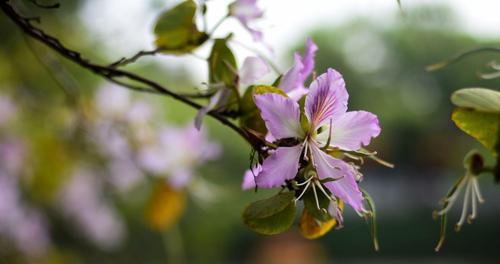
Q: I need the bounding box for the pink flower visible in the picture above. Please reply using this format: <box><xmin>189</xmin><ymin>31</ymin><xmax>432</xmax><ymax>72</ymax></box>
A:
<box><xmin>137</xmin><ymin>123</ymin><xmax>221</xmax><ymax>189</ymax></box>
<box><xmin>279</xmin><ymin>38</ymin><xmax>318</xmax><ymax>101</ymax></box>
<box><xmin>0</xmin><ymin>172</ymin><xmax>51</xmax><ymax>257</ymax></box>
<box><xmin>247</xmin><ymin>68</ymin><xmax>380</xmax><ymax>213</ymax></box>
<box><xmin>58</xmin><ymin>167</ymin><xmax>125</xmax><ymax>250</ymax></box>
<box><xmin>229</xmin><ymin>0</ymin><xmax>264</xmax><ymax>41</ymax></box>
<box><xmin>0</xmin><ymin>95</ymin><xmax>17</xmax><ymax>126</ymax></box>
<box><xmin>239</xmin><ymin>56</ymin><xmax>270</xmax><ymax>85</ymax></box>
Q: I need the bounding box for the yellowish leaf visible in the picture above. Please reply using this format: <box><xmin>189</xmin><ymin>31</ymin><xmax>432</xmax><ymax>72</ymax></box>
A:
<box><xmin>299</xmin><ymin>208</ymin><xmax>336</xmax><ymax>239</ymax></box>
<box><xmin>452</xmin><ymin>108</ymin><xmax>500</xmax><ymax>153</ymax></box>
<box><xmin>145</xmin><ymin>182</ymin><xmax>186</xmax><ymax>231</ymax></box>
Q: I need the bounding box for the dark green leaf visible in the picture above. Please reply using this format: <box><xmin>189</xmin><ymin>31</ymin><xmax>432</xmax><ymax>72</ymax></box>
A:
<box><xmin>153</xmin><ymin>0</ymin><xmax>208</xmax><ymax>54</ymax></box>
<box><xmin>242</xmin><ymin>192</ymin><xmax>296</xmax><ymax>235</ymax></box>
<box><xmin>209</xmin><ymin>38</ymin><xmax>238</xmax><ymax>86</ymax></box>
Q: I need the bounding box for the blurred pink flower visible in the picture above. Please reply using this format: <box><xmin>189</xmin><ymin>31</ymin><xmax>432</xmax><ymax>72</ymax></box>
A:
<box><xmin>0</xmin><ymin>137</ymin><xmax>26</xmax><ymax>176</ymax></box>
<box><xmin>95</xmin><ymin>85</ymin><xmax>131</xmax><ymax>118</ymax></box>
<box><xmin>229</xmin><ymin>0</ymin><xmax>264</xmax><ymax>41</ymax></box>
<box><xmin>108</xmin><ymin>158</ymin><xmax>143</xmax><ymax>193</ymax></box>
<box><xmin>239</xmin><ymin>56</ymin><xmax>270</xmax><ymax>85</ymax></box>
<box><xmin>137</xmin><ymin>123</ymin><xmax>221</xmax><ymax>189</ymax></box>
<box><xmin>0</xmin><ymin>95</ymin><xmax>17</xmax><ymax>126</ymax></box>
<box><xmin>0</xmin><ymin>172</ymin><xmax>50</xmax><ymax>257</ymax></box>
<box><xmin>58</xmin><ymin>167</ymin><xmax>125</xmax><ymax>250</ymax></box>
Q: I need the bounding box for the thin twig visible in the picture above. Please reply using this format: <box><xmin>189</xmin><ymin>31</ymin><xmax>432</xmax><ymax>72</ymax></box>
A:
<box><xmin>28</xmin><ymin>0</ymin><xmax>60</xmax><ymax>9</ymax></box>
<box><xmin>0</xmin><ymin>0</ymin><xmax>255</xmax><ymax>147</ymax></box>
<box><xmin>426</xmin><ymin>46</ymin><xmax>500</xmax><ymax>72</ymax></box>
<box><xmin>109</xmin><ymin>48</ymin><xmax>162</xmax><ymax>68</ymax></box>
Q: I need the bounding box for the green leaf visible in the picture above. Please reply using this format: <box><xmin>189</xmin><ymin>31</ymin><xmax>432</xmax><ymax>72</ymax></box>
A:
<box><xmin>451</xmin><ymin>88</ymin><xmax>500</xmax><ymax>113</ymax></box>
<box><xmin>302</xmin><ymin>187</ymin><xmax>331</xmax><ymax>222</ymax></box>
<box><xmin>242</xmin><ymin>192</ymin><xmax>296</xmax><ymax>235</ymax></box>
<box><xmin>361</xmin><ymin>189</ymin><xmax>380</xmax><ymax>251</ymax></box>
<box><xmin>154</xmin><ymin>0</ymin><xmax>208</xmax><ymax>54</ymax></box>
<box><xmin>452</xmin><ymin>108</ymin><xmax>500</xmax><ymax>153</ymax></box>
<box><xmin>209</xmin><ymin>38</ymin><xmax>238</xmax><ymax>86</ymax></box>
<box><xmin>271</xmin><ymin>75</ymin><xmax>283</xmax><ymax>87</ymax></box>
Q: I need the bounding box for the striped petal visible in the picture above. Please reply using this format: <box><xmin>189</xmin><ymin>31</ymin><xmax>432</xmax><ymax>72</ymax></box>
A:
<box><xmin>255</xmin><ymin>145</ymin><xmax>303</xmax><ymax>188</ymax></box>
<box><xmin>317</xmin><ymin>111</ymin><xmax>381</xmax><ymax>151</ymax></box>
<box><xmin>253</xmin><ymin>93</ymin><xmax>303</xmax><ymax>140</ymax></box>
<box><xmin>310</xmin><ymin>143</ymin><xmax>364</xmax><ymax>212</ymax></box>
<box><xmin>305</xmin><ymin>68</ymin><xmax>348</xmax><ymax>129</ymax></box>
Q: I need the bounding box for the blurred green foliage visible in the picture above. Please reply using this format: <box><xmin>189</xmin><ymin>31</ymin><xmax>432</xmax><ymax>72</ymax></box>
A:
<box><xmin>1</xmin><ymin>2</ymin><xmax>500</xmax><ymax>263</ymax></box>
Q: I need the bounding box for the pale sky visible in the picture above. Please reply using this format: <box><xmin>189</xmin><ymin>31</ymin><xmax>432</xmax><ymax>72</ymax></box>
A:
<box><xmin>79</xmin><ymin>0</ymin><xmax>500</xmax><ymax>84</ymax></box>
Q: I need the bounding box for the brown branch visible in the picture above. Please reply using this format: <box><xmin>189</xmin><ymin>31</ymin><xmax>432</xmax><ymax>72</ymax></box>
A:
<box><xmin>28</xmin><ymin>0</ymin><xmax>59</xmax><ymax>9</ymax></box>
<box><xmin>0</xmin><ymin>0</ymin><xmax>255</xmax><ymax>146</ymax></box>
<box><xmin>108</xmin><ymin>48</ymin><xmax>162</xmax><ymax>68</ymax></box>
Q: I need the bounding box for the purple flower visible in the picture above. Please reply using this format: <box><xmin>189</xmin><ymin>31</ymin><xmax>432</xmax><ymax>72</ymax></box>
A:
<box><xmin>58</xmin><ymin>167</ymin><xmax>125</xmax><ymax>250</ymax></box>
<box><xmin>239</xmin><ymin>56</ymin><xmax>270</xmax><ymax>85</ymax></box>
<box><xmin>229</xmin><ymin>0</ymin><xmax>264</xmax><ymax>41</ymax></box>
<box><xmin>0</xmin><ymin>172</ymin><xmax>51</xmax><ymax>257</ymax></box>
<box><xmin>137</xmin><ymin>123</ymin><xmax>221</xmax><ymax>189</ymax></box>
<box><xmin>0</xmin><ymin>95</ymin><xmax>17</xmax><ymax>126</ymax></box>
<box><xmin>0</xmin><ymin>137</ymin><xmax>25</xmax><ymax>176</ymax></box>
<box><xmin>279</xmin><ymin>38</ymin><xmax>318</xmax><ymax>101</ymax></box>
<box><xmin>248</xmin><ymin>68</ymin><xmax>380</xmax><ymax>213</ymax></box>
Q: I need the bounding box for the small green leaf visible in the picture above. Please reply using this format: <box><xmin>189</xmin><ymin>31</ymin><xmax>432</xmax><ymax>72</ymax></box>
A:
<box><xmin>452</xmin><ymin>108</ymin><xmax>500</xmax><ymax>153</ymax></box>
<box><xmin>361</xmin><ymin>189</ymin><xmax>380</xmax><ymax>251</ymax></box>
<box><xmin>242</xmin><ymin>192</ymin><xmax>296</xmax><ymax>235</ymax></box>
<box><xmin>451</xmin><ymin>88</ymin><xmax>500</xmax><ymax>113</ymax></box>
<box><xmin>154</xmin><ymin>0</ymin><xmax>208</xmax><ymax>54</ymax></box>
<box><xmin>271</xmin><ymin>75</ymin><xmax>283</xmax><ymax>87</ymax></box>
<box><xmin>209</xmin><ymin>38</ymin><xmax>238</xmax><ymax>86</ymax></box>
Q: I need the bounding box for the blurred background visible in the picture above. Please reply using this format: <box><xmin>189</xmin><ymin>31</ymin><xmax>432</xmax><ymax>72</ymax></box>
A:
<box><xmin>1</xmin><ymin>0</ymin><xmax>500</xmax><ymax>263</ymax></box>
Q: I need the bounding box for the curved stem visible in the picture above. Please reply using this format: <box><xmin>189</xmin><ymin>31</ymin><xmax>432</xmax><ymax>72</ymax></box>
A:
<box><xmin>0</xmin><ymin>1</ymin><xmax>255</xmax><ymax>147</ymax></box>
<box><xmin>426</xmin><ymin>46</ymin><xmax>500</xmax><ymax>72</ymax></box>
<box><xmin>163</xmin><ymin>225</ymin><xmax>185</xmax><ymax>264</ymax></box>
<box><xmin>208</xmin><ymin>15</ymin><xmax>228</xmax><ymax>36</ymax></box>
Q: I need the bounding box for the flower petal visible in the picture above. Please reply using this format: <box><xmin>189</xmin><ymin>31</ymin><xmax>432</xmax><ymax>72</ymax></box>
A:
<box><xmin>239</xmin><ymin>56</ymin><xmax>270</xmax><ymax>85</ymax></box>
<box><xmin>278</xmin><ymin>38</ymin><xmax>317</xmax><ymax>100</ymax></box>
<box><xmin>195</xmin><ymin>89</ymin><xmax>226</xmax><ymax>130</ymax></box>
<box><xmin>230</xmin><ymin>0</ymin><xmax>263</xmax><ymax>23</ymax></box>
<box><xmin>317</xmin><ymin>111</ymin><xmax>381</xmax><ymax>151</ymax></box>
<box><xmin>310</xmin><ymin>143</ymin><xmax>364</xmax><ymax>212</ymax></box>
<box><xmin>300</xmin><ymin>38</ymin><xmax>318</xmax><ymax>79</ymax></box>
<box><xmin>305</xmin><ymin>68</ymin><xmax>348</xmax><ymax>128</ymax></box>
<box><xmin>253</xmin><ymin>93</ymin><xmax>303</xmax><ymax>139</ymax></box>
<box><xmin>168</xmin><ymin>168</ymin><xmax>193</xmax><ymax>189</ymax></box>
<box><xmin>242</xmin><ymin>164</ymin><xmax>261</xmax><ymax>190</ymax></box>
<box><xmin>279</xmin><ymin>53</ymin><xmax>304</xmax><ymax>94</ymax></box>
<box><xmin>286</xmin><ymin>86</ymin><xmax>309</xmax><ymax>101</ymax></box>
<box><xmin>255</xmin><ymin>145</ymin><xmax>303</xmax><ymax>188</ymax></box>
<box><xmin>230</xmin><ymin>0</ymin><xmax>264</xmax><ymax>42</ymax></box>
